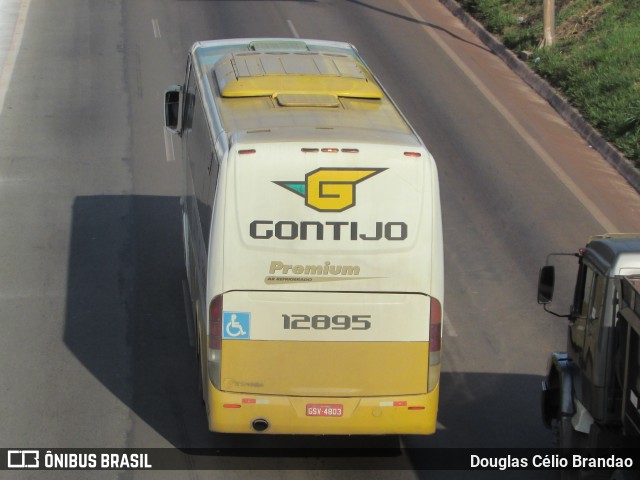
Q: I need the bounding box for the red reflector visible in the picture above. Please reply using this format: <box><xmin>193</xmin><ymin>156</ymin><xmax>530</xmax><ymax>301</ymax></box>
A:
<box><xmin>393</xmin><ymin>401</ymin><xmax>407</xmax><ymax>407</ymax></box>
<box><xmin>341</xmin><ymin>148</ymin><xmax>359</xmax><ymax>153</ymax></box>
<box><xmin>301</xmin><ymin>148</ymin><xmax>319</xmax><ymax>153</ymax></box>
<box><xmin>242</xmin><ymin>398</ymin><xmax>256</xmax><ymax>404</ymax></box>
<box><xmin>321</xmin><ymin>148</ymin><xmax>339</xmax><ymax>153</ymax></box>
<box><xmin>408</xmin><ymin>406</ymin><xmax>425</xmax><ymax>410</ymax></box>
<box><xmin>404</xmin><ymin>152</ymin><xmax>422</xmax><ymax>157</ymax></box>
<box><xmin>223</xmin><ymin>404</ymin><xmax>241</xmax><ymax>409</ymax></box>
<box><xmin>238</xmin><ymin>149</ymin><xmax>256</xmax><ymax>155</ymax></box>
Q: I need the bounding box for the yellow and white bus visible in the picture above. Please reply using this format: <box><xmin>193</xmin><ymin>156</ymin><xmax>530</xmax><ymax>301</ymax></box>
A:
<box><xmin>164</xmin><ymin>38</ymin><xmax>444</xmax><ymax>435</ymax></box>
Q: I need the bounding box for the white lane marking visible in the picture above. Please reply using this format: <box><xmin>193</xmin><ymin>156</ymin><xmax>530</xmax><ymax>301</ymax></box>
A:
<box><xmin>0</xmin><ymin>0</ymin><xmax>31</xmax><ymax>116</ymax></box>
<box><xmin>151</xmin><ymin>18</ymin><xmax>161</xmax><ymax>39</ymax></box>
<box><xmin>164</xmin><ymin>127</ymin><xmax>175</xmax><ymax>162</ymax></box>
<box><xmin>443</xmin><ymin>312</ymin><xmax>458</xmax><ymax>337</ymax></box>
<box><xmin>398</xmin><ymin>0</ymin><xmax>618</xmax><ymax>233</ymax></box>
<box><xmin>287</xmin><ymin>19</ymin><xmax>300</xmax><ymax>38</ymax></box>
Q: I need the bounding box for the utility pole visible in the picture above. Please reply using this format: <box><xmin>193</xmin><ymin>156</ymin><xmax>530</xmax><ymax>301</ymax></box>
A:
<box><xmin>542</xmin><ymin>0</ymin><xmax>556</xmax><ymax>47</ymax></box>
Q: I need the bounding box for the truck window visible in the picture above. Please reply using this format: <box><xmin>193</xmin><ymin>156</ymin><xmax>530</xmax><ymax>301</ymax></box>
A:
<box><xmin>577</xmin><ymin>265</ymin><xmax>595</xmax><ymax>316</ymax></box>
<box><xmin>570</xmin><ymin>264</ymin><xmax>598</xmax><ymax>355</ymax></box>
<box><xmin>589</xmin><ymin>274</ymin><xmax>606</xmax><ymax>324</ymax></box>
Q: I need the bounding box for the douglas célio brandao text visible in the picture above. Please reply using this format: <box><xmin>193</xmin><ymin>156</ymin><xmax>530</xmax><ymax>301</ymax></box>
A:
<box><xmin>470</xmin><ymin>454</ymin><xmax>634</xmax><ymax>471</ymax></box>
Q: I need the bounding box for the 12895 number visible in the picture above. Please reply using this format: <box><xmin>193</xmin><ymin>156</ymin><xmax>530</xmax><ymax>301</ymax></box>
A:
<box><xmin>282</xmin><ymin>314</ymin><xmax>371</xmax><ymax>330</ymax></box>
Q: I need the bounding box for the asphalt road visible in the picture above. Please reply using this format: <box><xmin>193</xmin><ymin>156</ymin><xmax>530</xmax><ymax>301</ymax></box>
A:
<box><xmin>1</xmin><ymin>0</ymin><xmax>640</xmax><ymax>479</ymax></box>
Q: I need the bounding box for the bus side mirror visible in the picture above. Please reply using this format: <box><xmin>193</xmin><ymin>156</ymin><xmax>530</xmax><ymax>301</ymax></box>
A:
<box><xmin>165</xmin><ymin>85</ymin><xmax>183</xmax><ymax>135</ymax></box>
<box><xmin>537</xmin><ymin>265</ymin><xmax>555</xmax><ymax>304</ymax></box>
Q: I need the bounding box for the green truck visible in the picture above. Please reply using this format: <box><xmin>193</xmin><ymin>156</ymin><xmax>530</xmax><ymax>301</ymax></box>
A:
<box><xmin>537</xmin><ymin>234</ymin><xmax>640</xmax><ymax>456</ymax></box>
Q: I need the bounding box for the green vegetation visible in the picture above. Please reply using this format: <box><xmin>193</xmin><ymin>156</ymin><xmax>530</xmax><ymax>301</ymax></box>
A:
<box><xmin>458</xmin><ymin>0</ymin><xmax>640</xmax><ymax>163</ymax></box>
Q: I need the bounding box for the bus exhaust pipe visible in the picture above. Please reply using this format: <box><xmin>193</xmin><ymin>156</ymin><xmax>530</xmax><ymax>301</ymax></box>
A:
<box><xmin>252</xmin><ymin>419</ymin><xmax>269</xmax><ymax>432</ymax></box>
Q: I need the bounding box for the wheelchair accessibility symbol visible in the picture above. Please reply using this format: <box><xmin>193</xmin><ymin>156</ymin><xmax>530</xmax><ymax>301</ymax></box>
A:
<box><xmin>223</xmin><ymin>312</ymin><xmax>250</xmax><ymax>339</ymax></box>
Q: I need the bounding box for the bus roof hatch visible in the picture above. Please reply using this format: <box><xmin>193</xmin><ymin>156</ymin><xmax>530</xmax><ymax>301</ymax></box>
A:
<box><xmin>213</xmin><ymin>52</ymin><xmax>383</xmax><ymax>100</ymax></box>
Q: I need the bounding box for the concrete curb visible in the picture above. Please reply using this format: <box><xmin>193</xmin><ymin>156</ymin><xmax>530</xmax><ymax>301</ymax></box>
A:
<box><xmin>439</xmin><ymin>0</ymin><xmax>640</xmax><ymax>194</ymax></box>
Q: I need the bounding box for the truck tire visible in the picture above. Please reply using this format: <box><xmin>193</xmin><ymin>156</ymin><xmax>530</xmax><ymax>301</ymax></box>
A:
<box><xmin>558</xmin><ymin>420</ymin><xmax>580</xmax><ymax>480</ymax></box>
<box><xmin>555</xmin><ymin>414</ymin><xmax>584</xmax><ymax>448</ymax></box>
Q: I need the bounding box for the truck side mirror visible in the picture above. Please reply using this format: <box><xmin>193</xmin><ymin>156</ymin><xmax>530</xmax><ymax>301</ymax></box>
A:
<box><xmin>165</xmin><ymin>85</ymin><xmax>183</xmax><ymax>135</ymax></box>
<box><xmin>537</xmin><ymin>265</ymin><xmax>555</xmax><ymax>304</ymax></box>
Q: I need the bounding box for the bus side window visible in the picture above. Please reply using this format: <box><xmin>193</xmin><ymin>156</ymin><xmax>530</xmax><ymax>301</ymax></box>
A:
<box><xmin>208</xmin><ymin>147</ymin><xmax>220</xmax><ymax>204</ymax></box>
<box><xmin>186</xmin><ymin>86</ymin><xmax>214</xmax><ymax>248</ymax></box>
<box><xmin>182</xmin><ymin>59</ymin><xmax>195</xmax><ymax>131</ymax></box>
<box><xmin>183</xmin><ymin>92</ymin><xmax>196</xmax><ymax>131</ymax></box>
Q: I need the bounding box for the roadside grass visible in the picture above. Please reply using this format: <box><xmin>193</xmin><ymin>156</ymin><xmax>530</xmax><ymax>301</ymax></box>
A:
<box><xmin>458</xmin><ymin>0</ymin><xmax>640</xmax><ymax>164</ymax></box>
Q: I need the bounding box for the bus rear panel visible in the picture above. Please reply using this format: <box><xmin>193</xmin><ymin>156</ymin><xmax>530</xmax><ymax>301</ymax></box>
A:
<box><xmin>169</xmin><ymin>38</ymin><xmax>444</xmax><ymax>435</ymax></box>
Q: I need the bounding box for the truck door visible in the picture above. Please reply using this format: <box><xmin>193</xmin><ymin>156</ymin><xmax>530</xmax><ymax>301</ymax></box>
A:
<box><xmin>573</xmin><ymin>263</ymin><xmax>607</xmax><ymax>416</ymax></box>
<box><xmin>569</xmin><ymin>262</ymin><xmax>595</xmax><ymax>356</ymax></box>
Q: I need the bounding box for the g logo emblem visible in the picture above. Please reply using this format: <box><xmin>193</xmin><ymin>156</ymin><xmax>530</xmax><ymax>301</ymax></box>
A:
<box><xmin>274</xmin><ymin>168</ymin><xmax>386</xmax><ymax>212</ymax></box>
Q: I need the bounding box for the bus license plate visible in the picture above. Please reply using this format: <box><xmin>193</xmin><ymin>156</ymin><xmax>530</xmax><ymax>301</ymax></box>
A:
<box><xmin>306</xmin><ymin>404</ymin><xmax>343</xmax><ymax>417</ymax></box>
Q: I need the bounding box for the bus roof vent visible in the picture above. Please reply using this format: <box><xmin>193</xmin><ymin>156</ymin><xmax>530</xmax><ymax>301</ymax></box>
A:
<box><xmin>213</xmin><ymin>52</ymin><xmax>383</xmax><ymax>100</ymax></box>
<box><xmin>249</xmin><ymin>40</ymin><xmax>309</xmax><ymax>52</ymax></box>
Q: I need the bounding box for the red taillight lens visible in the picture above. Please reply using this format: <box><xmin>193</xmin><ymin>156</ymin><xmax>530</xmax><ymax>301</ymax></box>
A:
<box><xmin>428</xmin><ymin>296</ymin><xmax>443</xmax><ymax>393</ymax></box>
<box><xmin>209</xmin><ymin>295</ymin><xmax>223</xmax><ymax>349</ymax></box>
<box><xmin>429</xmin><ymin>297</ymin><xmax>442</xmax><ymax>352</ymax></box>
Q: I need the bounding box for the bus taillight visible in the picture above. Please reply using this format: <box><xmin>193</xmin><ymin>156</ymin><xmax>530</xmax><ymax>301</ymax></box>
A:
<box><xmin>208</xmin><ymin>294</ymin><xmax>223</xmax><ymax>389</ymax></box>
<box><xmin>428</xmin><ymin>297</ymin><xmax>442</xmax><ymax>392</ymax></box>
<box><xmin>429</xmin><ymin>297</ymin><xmax>442</xmax><ymax>353</ymax></box>
<box><xmin>209</xmin><ymin>295</ymin><xmax>223</xmax><ymax>349</ymax></box>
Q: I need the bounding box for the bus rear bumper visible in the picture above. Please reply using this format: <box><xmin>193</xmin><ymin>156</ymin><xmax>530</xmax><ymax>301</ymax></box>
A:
<box><xmin>206</xmin><ymin>382</ymin><xmax>439</xmax><ymax>435</ymax></box>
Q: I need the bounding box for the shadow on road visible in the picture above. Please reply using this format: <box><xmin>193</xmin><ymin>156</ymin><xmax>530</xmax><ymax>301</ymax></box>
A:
<box><xmin>345</xmin><ymin>0</ymin><xmax>491</xmax><ymax>53</ymax></box>
<box><xmin>63</xmin><ymin>195</ymin><xmax>555</xmax><ymax>474</ymax></box>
